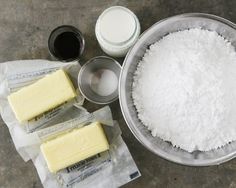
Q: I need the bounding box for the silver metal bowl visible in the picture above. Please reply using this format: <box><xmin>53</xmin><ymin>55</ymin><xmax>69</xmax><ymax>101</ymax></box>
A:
<box><xmin>119</xmin><ymin>13</ymin><xmax>236</xmax><ymax>166</ymax></box>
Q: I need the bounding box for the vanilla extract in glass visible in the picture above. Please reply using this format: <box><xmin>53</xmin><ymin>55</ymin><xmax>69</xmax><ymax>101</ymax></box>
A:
<box><xmin>48</xmin><ymin>25</ymin><xmax>85</xmax><ymax>62</ymax></box>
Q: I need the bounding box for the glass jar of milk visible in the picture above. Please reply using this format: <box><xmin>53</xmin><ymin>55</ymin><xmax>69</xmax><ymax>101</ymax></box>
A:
<box><xmin>95</xmin><ymin>6</ymin><xmax>141</xmax><ymax>57</ymax></box>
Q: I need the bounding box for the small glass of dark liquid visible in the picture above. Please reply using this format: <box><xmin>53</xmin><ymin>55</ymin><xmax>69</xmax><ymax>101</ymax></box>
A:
<box><xmin>48</xmin><ymin>25</ymin><xmax>85</xmax><ymax>62</ymax></box>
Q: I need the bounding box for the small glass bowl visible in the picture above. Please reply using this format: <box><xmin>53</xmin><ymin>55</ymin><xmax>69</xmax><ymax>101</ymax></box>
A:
<box><xmin>78</xmin><ymin>56</ymin><xmax>121</xmax><ymax>104</ymax></box>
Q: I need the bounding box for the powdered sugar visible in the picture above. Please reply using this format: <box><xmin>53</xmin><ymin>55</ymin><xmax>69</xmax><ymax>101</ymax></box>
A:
<box><xmin>132</xmin><ymin>28</ymin><xmax>236</xmax><ymax>152</ymax></box>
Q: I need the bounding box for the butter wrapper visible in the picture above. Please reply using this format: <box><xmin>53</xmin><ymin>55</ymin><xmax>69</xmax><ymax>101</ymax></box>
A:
<box><xmin>33</xmin><ymin>114</ymin><xmax>140</xmax><ymax>188</ymax></box>
<box><xmin>36</xmin><ymin>105</ymin><xmax>114</xmax><ymax>142</ymax></box>
<box><xmin>0</xmin><ymin>60</ymin><xmax>84</xmax><ymax>161</ymax></box>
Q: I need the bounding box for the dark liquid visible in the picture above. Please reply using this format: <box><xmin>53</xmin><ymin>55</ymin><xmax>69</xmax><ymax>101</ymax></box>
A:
<box><xmin>54</xmin><ymin>32</ymin><xmax>80</xmax><ymax>60</ymax></box>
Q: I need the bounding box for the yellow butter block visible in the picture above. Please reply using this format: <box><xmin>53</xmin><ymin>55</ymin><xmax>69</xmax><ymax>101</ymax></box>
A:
<box><xmin>8</xmin><ymin>69</ymin><xmax>76</xmax><ymax>123</ymax></box>
<box><xmin>40</xmin><ymin>122</ymin><xmax>109</xmax><ymax>173</ymax></box>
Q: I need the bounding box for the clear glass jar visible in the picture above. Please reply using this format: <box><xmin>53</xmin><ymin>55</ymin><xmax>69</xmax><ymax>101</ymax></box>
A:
<box><xmin>95</xmin><ymin>6</ymin><xmax>140</xmax><ymax>57</ymax></box>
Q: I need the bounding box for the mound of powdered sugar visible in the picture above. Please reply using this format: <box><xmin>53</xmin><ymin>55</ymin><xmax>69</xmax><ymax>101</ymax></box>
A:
<box><xmin>132</xmin><ymin>28</ymin><xmax>236</xmax><ymax>152</ymax></box>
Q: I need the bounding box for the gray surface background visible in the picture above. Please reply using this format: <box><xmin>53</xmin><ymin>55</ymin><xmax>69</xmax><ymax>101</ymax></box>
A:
<box><xmin>1</xmin><ymin>0</ymin><xmax>236</xmax><ymax>188</ymax></box>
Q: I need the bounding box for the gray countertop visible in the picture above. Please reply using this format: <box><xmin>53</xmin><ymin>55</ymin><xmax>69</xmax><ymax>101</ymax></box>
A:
<box><xmin>1</xmin><ymin>0</ymin><xmax>236</xmax><ymax>188</ymax></box>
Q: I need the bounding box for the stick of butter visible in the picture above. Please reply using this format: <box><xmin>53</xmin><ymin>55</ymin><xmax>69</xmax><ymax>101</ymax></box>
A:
<box><xmin>8</xmin><ymin>69</ymin><xmax>76</xmax><ymax>123</ymax></box>
<box><xmin>40</xmin><ymin>122</ymin><xmax>109</xmax><ymax>173</ymax></box>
